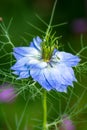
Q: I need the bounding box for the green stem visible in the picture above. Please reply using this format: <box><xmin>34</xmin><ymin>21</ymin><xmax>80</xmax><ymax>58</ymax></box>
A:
<box><xmin>43</xmin><ymin>90</ymin><xmax>47</xmax><ymax>130</ymax></box>
<box><xmin>45</xmin><ymin>0</ymin><xmax>57</xmax><ymax>40</ymax></box>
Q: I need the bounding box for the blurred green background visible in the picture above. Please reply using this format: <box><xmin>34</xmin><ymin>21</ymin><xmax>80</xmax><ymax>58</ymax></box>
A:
<box><xmin>0</xmin><ymin>0</ymin><xmax>87</xmax><ymax>130</ymax></box>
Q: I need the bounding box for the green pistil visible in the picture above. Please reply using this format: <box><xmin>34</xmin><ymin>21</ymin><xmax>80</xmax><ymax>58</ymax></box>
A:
<box><xmin>41</xmin><ymin>32</ymin><xmax>59</xmax><ymax>62</ymax></box>
<box><xmin>42</xmin><ymin>43</ymin><xmax>54</xmax><ymax>62</ymax></box>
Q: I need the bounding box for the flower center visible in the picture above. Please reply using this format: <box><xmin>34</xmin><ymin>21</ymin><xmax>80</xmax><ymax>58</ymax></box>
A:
<box><xmin>41</xmin><ymin>42</ymin><xmax>55</xmax><ymax>62</ymax></box>
<box><xmin>41</xmin><ymin>32</ymin><xmax>59</xmax><ymax>62</ymax></box>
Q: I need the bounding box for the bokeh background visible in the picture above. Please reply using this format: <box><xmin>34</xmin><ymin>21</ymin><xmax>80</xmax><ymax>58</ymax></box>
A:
<box><xmin>0</xmin><ymin>0</ymin><xmax>87</xmax><ymax>130</ymax></box>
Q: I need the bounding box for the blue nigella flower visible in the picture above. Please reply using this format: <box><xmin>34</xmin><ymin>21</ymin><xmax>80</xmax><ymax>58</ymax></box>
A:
<box><xmin>11</xmin><ymin>36</ymin><xmax>80</xmax><ymax>92</ymax></box>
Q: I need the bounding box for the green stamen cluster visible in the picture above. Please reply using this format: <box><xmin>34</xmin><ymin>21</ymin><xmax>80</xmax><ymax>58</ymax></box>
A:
<box><xmin>41</xmin><ymin>32</ymin><xmax>59</xmax><ymax>62</ymax></box>
<box><xmin>42</xmin><ymin>42</ymin><xmax>54</xmax><ymax>62</ymax></box>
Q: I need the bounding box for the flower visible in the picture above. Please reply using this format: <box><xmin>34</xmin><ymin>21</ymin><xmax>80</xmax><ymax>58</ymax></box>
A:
<box><xmin>59</xmin><ymin>115</ymin><xmax>76</xmax><ymax>130</ymax></box>
<box><xmin>0</xmin><ymin>83</ymin><xmax>16</xmax><ymax>103</ymax></box>
<box><xmin>71</xmin><ymin>19</ymin><xmax>87</xmax><ymax>34</ymax></box>
<box><xmin>11</xmin><ymin>36</ymin><xmax>80</xmax><ymax>92</ymax></box>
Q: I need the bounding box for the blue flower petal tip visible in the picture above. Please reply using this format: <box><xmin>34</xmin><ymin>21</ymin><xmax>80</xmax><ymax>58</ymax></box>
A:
<box><xmin>11</xmin><ymin>36</ymin><xmax>80</xmax><ymax>92</ymax></box>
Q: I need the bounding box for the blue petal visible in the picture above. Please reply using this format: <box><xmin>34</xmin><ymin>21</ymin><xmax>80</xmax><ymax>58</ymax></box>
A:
<box><xmin>43</xmin><ymin>66</ymin><xmax>62</xmax><ymax>90</ymax></box>
<box><xmin>57</xmin><ymin>64</ymin><xmax>76</xmax><ymax>85</ymax></box>
<box><xmin>11</xmin><ymin>57</ymin><xmax>29</xmax><ymax>70</ymax></box>
<box><xmin>30</xmin><ymin>68</ymin><xmax>52</xmax><ymax>91</ymax></box>
<box><xmin>17</xmin><ymin>71</ymin><xmax>30</xmax><ymax>79</ymax></box>
<box><xmin>13</xmin><ymin>52</ymin><xmax>23</xmax><ymax>60</ymax></box>
<box><xmin>11</xmin><ymin>66</ymin><xmax>28</xmax><ymax>71</ymax></box>
<box><xmin>55</xmin><ymin>84</ymin><xmax>67</xmax><ymax>92</ymax></box>
<box><xmin>14</xmin><ymin>47</ymin><xmax>31</xmax><ymax>56</ymax></box>
<box><xmin>30</xmin><ymin>63</ymin><xmax>76</xmax><ymax>92</ymax></box>
<box><xmin>12</xmin><ymin>70</ymin><xmax>30</xmax><ymax>79</ymax></box>
<box><xmin>27</xmin><ymin>58</ymin><xmax>47</xmax><ymax>69</ymax></box>
<box><xmin>54</xmin><ymin>51</ymin><xmax>80</xmax><ymax>67</ymax></box>
<box><xmin>41</xmin><ymin>64</ymin><xmax>76</xmax><ymax>92</ymax></box>
<box><xmin>12</xmin><ymin>71</ymin><xmax>19</xmax><ymax>75</ymax></box>
<box><xmin>30</xmin><ymin>36</ymin><xmax>42</xmax><ymax>51</ymax></box>
<box><xmin>14</xmin><ymin>47</ymin><xmax>40</xmax><ymax>57</ymax></box>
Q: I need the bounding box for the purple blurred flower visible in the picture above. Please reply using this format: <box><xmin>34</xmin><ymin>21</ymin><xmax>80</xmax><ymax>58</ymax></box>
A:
<box><xmin>59</xmin><ymin>115</ymin><xmax>75</xmax><ymax>130</ymax></box>
<box><xmin>71</xmin><ymin>19</ymin><xmax>87</xmax><ymax>33</ymax></box>
<box><xmin>0</xmin><ymin>83</ymin><xmax>16</xmax><ymax>103</ymax></box>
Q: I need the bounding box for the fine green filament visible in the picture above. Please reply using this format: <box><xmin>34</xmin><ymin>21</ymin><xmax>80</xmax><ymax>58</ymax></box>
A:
<box><xmin>43</xmin><ymin>90</ymin><xmax>47</xmax><ymax>130</ymax></box>
<box><xmin>45</xmin><ymin>0</ymin><xmax>57</xmax><ymax>40</ymax></box>
<box><xmin>41</xmin><ymin>0</ymin><xmax>58</xmax><ymax>62</ymax></box>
